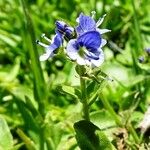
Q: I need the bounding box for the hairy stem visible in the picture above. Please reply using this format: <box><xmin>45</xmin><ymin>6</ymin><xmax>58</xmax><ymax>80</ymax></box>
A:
<box><xmin>78</xmin><ymin>66</ymin><xmax>90</xmax><ymax>121</ymax></box>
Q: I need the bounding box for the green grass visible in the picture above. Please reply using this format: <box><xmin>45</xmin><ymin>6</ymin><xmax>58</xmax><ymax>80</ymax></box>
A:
<box><xmin>0</xmin><ymin>0</ymin><xmax>150</xmax><ymax>149</ymax></box>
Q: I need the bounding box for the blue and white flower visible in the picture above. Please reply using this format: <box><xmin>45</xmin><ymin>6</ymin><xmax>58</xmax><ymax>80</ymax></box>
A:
<box><xmin>67</xmin><ymin>31</ymin><xmax>104</xmax><ymax>67</ymax></box>
<box><xmin>66</xmin><ymin>12</ymin><xmax>109</xmax><ymax>67</ymax></box>
<box><xmin>37</xmin><ymin>12</ymin><xmax>109</xmax><ymax>66</ymax></box>
<box><xmin>37</xmin><ymin>32</ymin><xmax>63</xmax><ymax>61</ymax></box>
<box><xmin>37</xmin><ymin>21</ymin><xmax>74</xmax><ymax>61</ymax></box>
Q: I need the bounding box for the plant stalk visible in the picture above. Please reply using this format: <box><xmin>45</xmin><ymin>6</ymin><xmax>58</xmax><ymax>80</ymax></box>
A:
<box><xmin>127</xmin><ymin>124</ymin><xmax>140</xmax><ymax>144</ymax></box>
<box><xmin>79</xmin><ymin>66</ymin><xmax>90</xmax><ymax>121</ymax></box>
<box><xmin>100</xmin><ymin>94</ymin><xmax>122</xmax><ymax>126</ymax></box>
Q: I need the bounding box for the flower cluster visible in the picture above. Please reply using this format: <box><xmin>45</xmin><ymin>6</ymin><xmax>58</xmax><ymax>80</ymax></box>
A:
<box><xmin>37</xmin><ymin>12</ymin><xmax>110</xmax><ymax>67</ymax></box>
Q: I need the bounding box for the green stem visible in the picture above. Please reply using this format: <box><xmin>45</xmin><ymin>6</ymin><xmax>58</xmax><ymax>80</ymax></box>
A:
<box><xmin>127</xmin><ymin>124</ymin><xmax>140</xmax><ymax>144</ymax></box>
<box><xmin>79</xmin><ymin>66</ymin><xmax>90</xmax><ymax>121</ymax></box>
<box><xmin>139</xmin><ymin>133</ymin><xmax>144</xmax><ymax>143</ymax></box>
<box><xmin>100</xmin><ymin>94</ymin><xmax>122</xmax><ymax>126</ymax></box>
<box><xmin>131</xmin><ymin>0</ymin><xmax>143</xmax><ymax>53</ymax></box>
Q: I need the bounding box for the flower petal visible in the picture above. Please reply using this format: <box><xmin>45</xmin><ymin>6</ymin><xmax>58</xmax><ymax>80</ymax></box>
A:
<box><xmin>39</xmin><ymin>47</ymin><xmax>54</xmax><ymax>61</ymax></box>
<box><xmin>66</xmin><ymin>39</ymin><xmax>79</xmax><ymax>60</ymax></box>
<box><xmin>86</xmin><ymin>51</ymin><xmax>100</xmax><ymax>60</ymax></box>
<box><xmin>96</xmin><ymin>14</ymin><xmax>106</xmax><ymax>27</ymax></box>
<box><xmin>100</xmin><ymin>39</ymin><xmax>107</xmax><ymax>48</ymax></box>
<box><xmin>76</xmin><ymin>13</ymin><xmax>96</xmax><ymax>35</ymax></box>
<box><xmin>53</xmin><ymin>33</ymin><xmax>63</xmax><ymax>47</ymax></box>
<box><xmin>97</xmin><ymin>29</ymin><xmax>111</xmax><ymax>34</ymax></box>
<box><xmin>91</xmin><ymin>49</ymin><xmax>104</xmax><ymax>67</ymax></box>
<box><xmin>77</xmin><ymin>31</ymin><xmax>101</xmax><ymax>50</ymax></box>
<box><xmin>39</xmin><ymin>33</ymin><xmax>63</xmax><ymax>61</ymax></box>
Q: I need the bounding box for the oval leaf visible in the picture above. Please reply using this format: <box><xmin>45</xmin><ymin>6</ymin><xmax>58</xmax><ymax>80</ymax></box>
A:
<box><xmin>74</xmin><ymin>120</ymin><xmax>113</xmax><ymax>150</ymax></box>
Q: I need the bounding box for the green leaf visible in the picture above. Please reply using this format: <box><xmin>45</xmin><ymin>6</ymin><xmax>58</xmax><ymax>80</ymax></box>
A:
<box><xmin>0</xmin><ymin>117</ymin><xmax>13</xmax><ymax>149</ymax></box>
<box><xmin>96</xmin><ymin>130</ymin><xmax>114</xmax><ymax>150</ymax></box>
<box><xmin>0</xmin><ymin>33</ymin><xmax>17</xmax><ymax>47</ymax></box>
<box><xmin>15</xmin><ymin>98</ymin><xmax>43</xmax><ymax>149</ymax></box>
<box><xmin>59</xmin><ymin>85</ymin><xmax>81</xmax><ymax>99</ymax></box>
<box><xmin>15</xmin><ymin>99</ymin><xmax>40</xmax><ymax>145</ymax></box>
<box><xmin>25</xmin><ymin>96</ymin><xmax>39</xmax><ymax>118</ymax></box>
<box><xmin>9</xmin><ymin>85</ymin><xmax>36</xmax><ymax>109</ymax></box>
<box><xmin>90</xmin><ymin>110</ymin><xmax>116</xmax><ymax>130</ymax></box>
<box><xmin>16</xmin><ymin>100</ymin><xmax>39</xmax><ymax>130</ymax></box>
<box><xmin>0</xmin><ymin>57</ymin><xmax>20</xmax><ymax>82</ymax></box>
<box><xmin>74</xmin><ymin>120</ymin><xmax>113</xmax><ymax>150</ymax></box>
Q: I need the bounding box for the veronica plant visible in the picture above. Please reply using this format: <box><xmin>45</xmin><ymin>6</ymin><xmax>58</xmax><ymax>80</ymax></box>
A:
<box><xmin>37</xmin><ymin>12</ymin><xmax>116</xmax><ymax>149</ymax></box>
<box><xmin>37</xmin><ymin>11</ymin><xmax>110</xmax><ymax>119</ymax></box>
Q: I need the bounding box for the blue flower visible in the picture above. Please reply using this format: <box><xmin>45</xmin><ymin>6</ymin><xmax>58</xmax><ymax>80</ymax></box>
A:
<box><xmin>37</xmin><ymin>20</ymin><xmax>74</xmax><ymax>61</ymax></box>
<box><xmin>37</xmin><ymin>32</ymin><xmax>63</xmax><ymax>61</ymax></box>
<box><xmin>66</xmin><ymin>31</ymin><xmax>105</xmax><ymax>67</ymax></box>
<box><xmin>76</xmin><ymin>13</ymin><xmax>96</xmax><ymax>35</ymax></box>
<box><xmin>66</xmin><ymin>12</ymin><xmax>109</xmax><ymax>67</ymax></box>
<box><xmin>76</xmin><ymin>12</ymin><xmax>110</xmax><ymax>36</ymax></box>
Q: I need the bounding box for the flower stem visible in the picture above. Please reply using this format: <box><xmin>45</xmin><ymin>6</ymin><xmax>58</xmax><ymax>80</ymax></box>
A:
<box><xmin>127</xmin><ymin>124</ymin><xmax>140</xmax><ymax>144</ymax></box>
<box><xmin>78</xmin><ymin>66</ymin><xmax>90</xmax><ymax>121</ymax></box>
<box><xmin>100</xmin><ymin>94</ymin><xmax>122</xmax><ymax>126</ymax></box>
